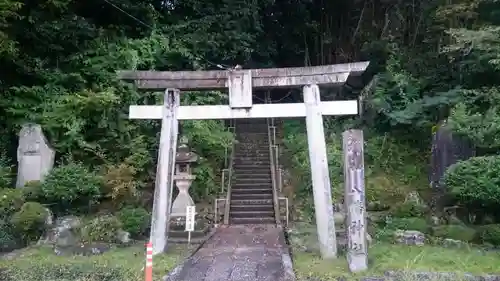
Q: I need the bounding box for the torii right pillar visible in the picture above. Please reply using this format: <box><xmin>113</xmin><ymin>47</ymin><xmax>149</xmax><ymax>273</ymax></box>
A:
<box><xmin>303</xmin><ymin>84</ymin><xmax>338</xmax><ymax>259</ymax></box>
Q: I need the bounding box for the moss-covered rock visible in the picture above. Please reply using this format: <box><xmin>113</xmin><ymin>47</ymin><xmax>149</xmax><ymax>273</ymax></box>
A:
<box><xmin>387</xmin><ymin>217</ymin><xmax>430</xmax><ymax>233</ymax></box>
<box><xmin>432</xmin><ymin>224</ymin><xmax>477</xmax><ymax>242</ymax></box>
<box><xmin>477</xmin><ymin>224</ymin><xmax>500</xmax><ymax>246</ymax></box>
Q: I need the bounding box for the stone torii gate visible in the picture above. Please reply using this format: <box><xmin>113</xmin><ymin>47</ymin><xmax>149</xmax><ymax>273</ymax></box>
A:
<box><xmin>117</xmin><ymin>62</ymin><xmax>369</xmax><ymax>258</ymax></box>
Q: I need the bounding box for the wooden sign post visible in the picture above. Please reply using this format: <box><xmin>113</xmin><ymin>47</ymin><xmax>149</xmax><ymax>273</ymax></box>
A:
<box><xmin>185</xmin><ymin>206</ymin><xmax>196</xmax><ymax>246</ymax></box>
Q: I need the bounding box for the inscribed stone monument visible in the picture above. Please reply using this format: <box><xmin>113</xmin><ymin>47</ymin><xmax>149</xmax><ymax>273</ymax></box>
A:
<box><xmin>342</xmin><ymin>129</ymin><xmax>368</xmax><ymax>272</ymax></box>
<box><xmin>16</xmin><ymin>123</ymin><xmax>55</xmax><ymax>187</ymax></box>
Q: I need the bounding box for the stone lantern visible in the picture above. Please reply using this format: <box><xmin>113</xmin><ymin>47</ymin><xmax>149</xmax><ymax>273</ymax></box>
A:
<box><xmin>170</xmin><ymin>136</ymin><xmax>198</xmax><ymax>218</ymax></box>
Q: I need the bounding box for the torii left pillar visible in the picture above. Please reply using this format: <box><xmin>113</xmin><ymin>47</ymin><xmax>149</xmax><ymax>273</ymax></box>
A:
<box><xmin>149</xmin><ymin>88</ymin><xmax>180</xmax><ymax>255</ymax></box>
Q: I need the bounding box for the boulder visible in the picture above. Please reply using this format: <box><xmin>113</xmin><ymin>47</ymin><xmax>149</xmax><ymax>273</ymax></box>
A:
<box><xmin>394</xmin><ymin>230</ymin><xmax>425</xmax><ymax>246</ymax></box>
<box><xmin>39</xmin><ymin>215</ymin><xmax>82</xmax><ymax>247</ymax></box>
<box><xmin>116</xmin><ymin>229</ymin><xmax>131</xmax><ymax>245</ymax></box>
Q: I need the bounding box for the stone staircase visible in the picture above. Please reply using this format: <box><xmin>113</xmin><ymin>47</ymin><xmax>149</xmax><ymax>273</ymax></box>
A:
<box><xmin>229</xmin><ymin>119</ymin><xmax>277</xmax><ymax>224</ymax></box>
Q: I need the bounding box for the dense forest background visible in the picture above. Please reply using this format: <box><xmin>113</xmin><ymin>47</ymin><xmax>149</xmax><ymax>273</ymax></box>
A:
<box><xmin>2</xmin><ymin>0</ymin><xmax>500</xmax><ymax>247</ymax></box>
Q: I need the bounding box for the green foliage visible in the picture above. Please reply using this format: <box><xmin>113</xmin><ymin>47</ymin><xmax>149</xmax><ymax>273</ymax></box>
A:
<box><xmin>283</xmin><ymin>120</ymin><xmax>344</xmax><ymax>202</ymax></box>
<box><xmin>477</xmin><ymin>224</ymin><xmax>500</xmax><ymax>246</ymax></box>
<box><xmin>432</xmin><ymin>225</ymin><xmax>477</xmax><ymax>242</ymax></box>
<box><xmin>22</xmin><ymin>180</ymin><xmax>42</xmax><ymax>202</ymax></box>
<box><xmin>0</xmin><ymin>188</ymin><xmax>25</xmax><ymax>219</ymax></box>
<box><xmin>387</xmin><ymin>217</ymin><xmax>430</xmax><ymax>234</ymax></box>
<box><xmin>448</xmin><ymin>89</ymin><xmax>500</xmax><ymax>149</ymax></box>
<box><xmin>444</xmin><ymin>156</ymin><xmax>500</xmax><ymax>214</ymax></box>
<box><xmin>0</xmin><ymin>153</ymin><xmax>12</xmax><ymax>188</ymax></box>
<box><xmin>0</xmin><ymin>219</ymin><xmax>18</xmax><ymax>252</ymax></box>
<box><xmin>182</xmin><ymin>118</ymin><xmax>233</xmax><ymax>200</ymax></box>
<box><xmin>81</xmin><ymin>215</ymin><xmax>122</xmax><ymax>243</ymax></box>
<box><xmin>117</xmin><ymin>207</ymin><xmax>150</xmax><ymax>238</ymax></box>
<box><xmin>38</xmin><ymin>162</ymin><xmax>102</xmax><ymax>215</ymax></box>
<box><xmin>2</xmin><ymin>263</ymin><xmax>131</xmax><ymax>281</ymax></box>
<box><xmin>9</xmin><ymin>202</ymin><xmax>48</xmax><ymax>243</ymax></box>
<box><xmin>390</xmin><ymin>201</ymin><xmax>427</xmax><ymax>218</ymax></box>
<box><xmin>101</xmin><ymin>163</ymin><xmax>140</xmax><ymax>209</ymax></box>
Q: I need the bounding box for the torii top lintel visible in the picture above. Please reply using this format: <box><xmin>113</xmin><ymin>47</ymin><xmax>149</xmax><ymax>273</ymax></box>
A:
<box><xmin>117</xmin><ymin>61</ymin><xmax>369</xmax><ymax>91</ymax></box>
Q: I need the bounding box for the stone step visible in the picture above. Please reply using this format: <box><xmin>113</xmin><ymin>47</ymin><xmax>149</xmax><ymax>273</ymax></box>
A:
<box><xmin>232</xmin><ymin>181</ymin><xmax>272</xmax><ymax>186</ymax></box>
<box><xmin>234</xmin><ymin>151</ymin><xmax>269</xmax><ymax>155</ymax></box>
<box><xmin>231</xmin><ymin>193</ymin><xmax>273</xmax><ymax>200</ymax></box>
<box><xmin>234</xmin><ymin>151</ymin><xmax>270</xmax><ymax>155</ymax></box>
<box><xmin>233</xmin><ymin>177</ymin><xmax>272</xmax><ymax>183</ymax></box>
<box><xmin>235</xmin><ymin>138</ymin><xmax>268</xmax><ymax>142</ymax></box>
<box><xmin>233</xmin><ymin>173</ymin><xmax>271</xmax><ymax>179</ymax></box>
<box><xmin>232</xmin><ymin>168</ymin><xmax>271</xmax><ymax>174</ymax></box>
<box><xmin>233</xmin><ymin>160</ymin><xmax>271</xmax><ymax>165</ymax></box>
<box><xmin>233</xmin><ymin>163</ymin><xmax>269</xmax><ymax>167</ymax></box>
<box><xmin>233</xmin><ymin>155</ymin><xmax>270</xmax><ymax>159</ymax></box>
<box><xmin>230</xmin><ymin>204</ymin><xmax>274</xmax><ymax>212</ymax></box>
<box><xmin>236</xmin><ymin>135</ymin><xmax>268</xmax><ymax>139</ymax></box>
<box><xmin>233</xmin><ymin>156</ymin><xmax>270</xmax><ymax>160</ymax></box>
<box><xmin>230</xmin><ymin>199</ymin><xmax>273</xmax><ymax>205</ymax></box>
<box><xmin>233</xmin><ymin>153</ymin><xmax>270</xmax><ymax>157</ymax></box>
<box><xmin>231</xmin><ymin>188</ymin><xmax>273</xmax><ymax>195</ymax></box>
<box><xmin>230</xmin><ymin>210</ymin><xmax>275</xmax><ymax>218</ymax></box>
<box><xmin>229</xmin><ymin>217</ymin><xmax>275</xmax><ymax>224</ymax></box>
<box><xmin>234</xmin><ymin>148</ymin><xmax>269</xmax><ymax>151</ymax></box>
<box><xmin>232</xmin><ymin>184</ymin><xmax>273</xmax><ymax>190</ymax></box>
<box><xmin>234</xmin><ymin>145</ymin><xmax>269</xmax><ymax>149</ymax></box>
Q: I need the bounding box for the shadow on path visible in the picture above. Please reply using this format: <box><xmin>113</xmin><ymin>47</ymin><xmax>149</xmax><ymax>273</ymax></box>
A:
<box><xmin>164</xmin><ymin>224</ymin><xmax>295</xmax><ymax>281</ymax></box>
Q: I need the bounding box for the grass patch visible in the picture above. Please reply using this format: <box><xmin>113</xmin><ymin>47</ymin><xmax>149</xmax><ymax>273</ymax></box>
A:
<box><xmin>0</xmin><ymin>243</ymin><xmax>192</xmax><ymax>281</ymax></box>
<box><xmin>293</xmin><ymin>242</ymin><xmax>500</xmax><ymax>280</ymax></box>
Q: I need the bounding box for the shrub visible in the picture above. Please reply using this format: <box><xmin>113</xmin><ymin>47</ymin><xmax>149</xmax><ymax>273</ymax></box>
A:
<box><xmin>81</xmin><ymin>215</ymin><xmax>122</xmax><ymax>243</ymax></box>
<box><xmin>444</xmin><ymin>156</ymin><xmax>500</xmax><ymax>214</ymax></box>
<box><xmin>0</xmin><ymin>219</ymin><xmax>18</xmax><ymax>252</ymax></box>
<box><xmin>0</xmin><ymin>188</ymin><xmax>25</xmax><ymax>219</ymax></box>
<box><xmin>22</xmin><ymin>180</ymin><xmax>42</xmax><ymax>202</ymax></box>
<box><xmin>38</xmin><ymin>162</ymin><xmax>102</xmax><ymax>215</ymax></box>
<box><xmin>0</xmin><ymin>153</ymin><xmax>13</xmax><ymax>188</ymax></box>
<box><xmin>389</xmin><ymin>201</ymin><xmax>426</xmax><ymax>218</ymax></box>
<box><xmin>432</xmin><ymin>224</ymin><xmax>477</xmax><ymax>242</ymax></box>
<box><xmin>386</xmin><ymin>217</ymin><xmax>430</xmax><ymax>233</ymax></box>
<box><xmin>117</xmin><ymin>207</ymin><xmax>150</xmax><ymax>238</ymax></box>
<box><xmin>477</xmin><ymin>224</ymin><xmax>500</xmax><ymax>246</ymax></box>
<box><xmin>10</xmin><ymin>202</ymin><xmax>48</xmax><ymax>243</ymax></box>
<box><xmin>101</xmin><ymin>163</ymin><xmax>140</xmax><ymax>208</ymax></box>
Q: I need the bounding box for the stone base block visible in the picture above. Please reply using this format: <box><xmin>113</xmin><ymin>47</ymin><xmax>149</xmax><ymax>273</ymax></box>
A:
<box><xmin>168</xmin><ymin>218</ymin><xmax>213</xmax><ymax>244</ymax></box>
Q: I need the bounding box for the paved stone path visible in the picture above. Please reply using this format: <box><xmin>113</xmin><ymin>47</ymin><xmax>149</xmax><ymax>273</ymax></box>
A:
<box><xmin>164</xmin><ymin>224</ymin><xmax>295</xmax><ymax>281</ymax></box>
